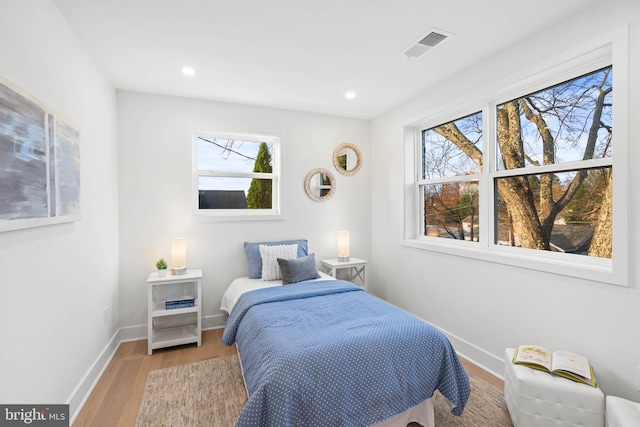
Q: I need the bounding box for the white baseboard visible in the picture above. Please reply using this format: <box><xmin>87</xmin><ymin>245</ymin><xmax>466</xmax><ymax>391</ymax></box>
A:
<box><xmin>434</xmin><ymin>323</ymin><xmax>505</xmax><ymax>380</ymax></box>
<box><xmin>205</xmin><ymin>313</ymin><xmax>227</xmax><ymax>330</ymax></box>
<box><xmin>67</xmin><ymin>329</ymin><xmax>121</xmax><ymax>425</ymax></box>
<box><xmin>119</xmin><ymin>323</ymin><xmax>146</xmax><ymax>342</ymax></box>
<box><xmin>68</xmin><ymin>314</ymin><xmax>228</xmax><ymax>424</ymax></box>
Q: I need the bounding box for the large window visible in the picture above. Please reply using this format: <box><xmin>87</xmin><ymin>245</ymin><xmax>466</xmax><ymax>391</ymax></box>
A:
<box><xmin>192</xmin><ymin>130</ymin><xmax>281</xmax><ymax>219</ymax></box>
<box><xmin>406</xmin><ymin>34</ymin><xmax>628</xmax><ymax>285</ymax></box>
<box><xmin>420</xmin><ymin>68</ymin><xmax>612</xmax><ymax>256</ymax></box>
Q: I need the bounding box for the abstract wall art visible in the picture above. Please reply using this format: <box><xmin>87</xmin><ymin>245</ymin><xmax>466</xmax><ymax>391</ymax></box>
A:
<box><xmin>0</xmin><ymin>76</ymin><xmax>80</xmax><ymax>232</ymax></box>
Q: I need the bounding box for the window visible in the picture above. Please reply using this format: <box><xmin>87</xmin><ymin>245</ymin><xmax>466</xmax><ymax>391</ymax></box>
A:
<box><xmin>419</xmin><ymin>68</ymin><xmax>612</xmax><ymax>256</ymax></box>
<box><xmin>493</xmin><ymin>67</ymin><xmax>612</xmax><ymax>258</ymax></box>
<box><xmin>420</xmin><ymin>112</ymin><xmax>483</xmax><ymax>242</ymax></box>
<box><xmin>192</xmin><ymin>130</ymin><xmax>281</xmax><ymax>219</ymax></box>
<box><xmin>405</xmin><ymin>31</ymin><xmax>628</xmax><ymax>285</ymax></box>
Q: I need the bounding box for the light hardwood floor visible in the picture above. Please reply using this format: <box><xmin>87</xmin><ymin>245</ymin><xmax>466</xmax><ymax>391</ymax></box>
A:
<box><xmin>72</xmin><ymin>328</ymin><xmax>503</xmax><ymax>426</ymax></box>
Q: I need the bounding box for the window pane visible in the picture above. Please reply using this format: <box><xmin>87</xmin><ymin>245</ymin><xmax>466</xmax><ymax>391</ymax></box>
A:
<box><xmin>496</xmin><ymin>67</ymin><xmax>612</xmax><ymax>171</ymax></box>
<box><xmin>421</xmin><ymin>112</ymin><xmax>483</xmax><ymax>179</ymax></box>
<box><xmin>423</xmin><ymin>181</ymin><xmax>479</xmax><ymax>241</ymax></box>
<box><xmin>197</xmin><ymin>137</ymin><xmax>273</xmax><ymax>174</ymax></box>
<box><xmin>198</xmin><ymin>177</ymin><xmax>272</xmax><ymax>209</ymax></box>
<box><xmin>495</xmin><ymin>167</ymin><xmax>611</xmax><ymax>258</ymax></box>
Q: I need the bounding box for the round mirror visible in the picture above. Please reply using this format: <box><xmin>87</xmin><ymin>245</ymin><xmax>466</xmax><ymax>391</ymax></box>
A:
<box><xmin>333</xmin><ymin>143</ymin><xmax>361</xmax><ymax>175</ymax></box>
<box><xmin>304</xmin><ymin>168</ymin><xmax>335</xmax><ymax>201</ymax></box>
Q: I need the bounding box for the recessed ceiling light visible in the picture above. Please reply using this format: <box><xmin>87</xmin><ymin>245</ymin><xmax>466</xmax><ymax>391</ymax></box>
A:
<box><xmin>181</xmin><ymin>66</ymin><xmax>196</xmax><ymax>76</ymax></box>
<box><xmin>345</xmin><ymin>91</ymin><xmax>356</xmax><ymax>99</ymax></box>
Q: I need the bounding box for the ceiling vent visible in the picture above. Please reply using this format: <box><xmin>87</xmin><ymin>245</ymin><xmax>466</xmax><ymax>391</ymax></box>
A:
<box><xmin>401</xmin><ymin>28</ymin><xmax>452</xmax><ymax>58</ymax></box>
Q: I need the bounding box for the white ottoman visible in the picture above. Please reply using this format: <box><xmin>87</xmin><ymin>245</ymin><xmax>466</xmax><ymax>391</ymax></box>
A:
<box><xmin>504</xmin><ymin>348</ymin><xmax>605</xmax><ymax>427</ymax></box>
<box><xmin>606</xmin><ymin>396</ymin><xmax>640</xmax><ymax>427</ymax></box>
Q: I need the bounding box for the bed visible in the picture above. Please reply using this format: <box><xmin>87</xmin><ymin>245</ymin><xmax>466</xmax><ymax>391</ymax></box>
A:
<box><xmin>220</xmin><ymin>240</ymin><xmax>470</xmax><ymax>426</ymax></box>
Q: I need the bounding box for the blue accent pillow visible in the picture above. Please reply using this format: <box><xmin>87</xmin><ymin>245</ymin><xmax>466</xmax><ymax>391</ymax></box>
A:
<box><xmin>244</xmin><ymin>239</ymin><xmax>308</xmax><ymax>279</ymax></box>
<box><xmin>277</xmin><ymin>253</ymin><xmax>321</xmax><ymax>285</ymax></box>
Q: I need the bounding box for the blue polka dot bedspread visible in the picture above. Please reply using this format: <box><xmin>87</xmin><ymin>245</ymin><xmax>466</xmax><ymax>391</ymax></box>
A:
<box><xmin>222</xmin><ymin>280</ymin><xmax>470</xmax><ymax>427</ymax></box>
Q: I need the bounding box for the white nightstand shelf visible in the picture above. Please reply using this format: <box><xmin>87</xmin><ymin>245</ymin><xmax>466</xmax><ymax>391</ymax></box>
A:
<box><xmin>321</xmin><ymin>257</ymin><xmax>368</xmax><ymax>291</ymax></box>
<box><xmin>147</xmin><ymin>268</ymin><xmax>202</xmax><ymax>355</ymax></box>
<box><xmin>151</xmin><ymin>325</ymin><xmax>199</xmax><ymax>350</ymax></box>
<box><xmin>150</xmin><ymin>303</ymin><xmax>198</xmax><ymax>317</ymax></box>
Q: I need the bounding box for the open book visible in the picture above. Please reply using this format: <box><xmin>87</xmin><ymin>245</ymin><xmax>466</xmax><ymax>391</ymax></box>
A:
<box><xmin>513</xmin><ymin>345</ymin><xmax>596</xmax><ymax>387</ymax></box>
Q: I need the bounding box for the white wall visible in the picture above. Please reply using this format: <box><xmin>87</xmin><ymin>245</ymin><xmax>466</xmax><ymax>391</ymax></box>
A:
<box><xmin>116</xmin><ymin>91</ymin><xmax>371</xmax><ymax>333</ymax></box>
<box><xmin>5</xmin><ymin>0</ymin><xmax>635</xmax><ymax>419</ymax></box>
<box><xmin>0</xmin><ymin>0</ymin><xmax>119</xmax><ymax>417</ymax></box>
<box><xmin>371</xmin><ymin>0</ymin><xmax>640</xmax><ymax>400</ymax></box>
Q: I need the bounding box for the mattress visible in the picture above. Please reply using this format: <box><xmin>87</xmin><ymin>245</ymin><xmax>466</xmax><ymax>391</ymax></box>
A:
<box><xmin>219</xmin><ymin>271</ymin><xmax>335</xmax><ymax>314</ymax></box>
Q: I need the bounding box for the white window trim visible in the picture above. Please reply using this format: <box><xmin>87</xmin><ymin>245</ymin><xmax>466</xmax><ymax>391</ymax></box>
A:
<box><xmin>189</xmin><ymin>126</ymin><xmax>285</xmax><ymax>222</ymax></box>
<box><xmin>403</xmin><ymin>26</ymin><xmax>629</xmax><ymax>286</ymax></box>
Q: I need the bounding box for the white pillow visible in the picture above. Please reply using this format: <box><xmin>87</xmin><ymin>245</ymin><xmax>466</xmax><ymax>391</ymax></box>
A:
<box><xmin>259</xmin><ymin>244</ymin><xmax>298</xmax><ymax>281</ymax></box>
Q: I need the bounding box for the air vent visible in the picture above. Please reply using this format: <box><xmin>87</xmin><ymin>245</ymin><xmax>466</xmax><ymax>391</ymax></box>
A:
<box><xmin>418</xmin><ymin>31</ymin><xmax>448</xmax><ymax>48</ymax></box>
<box><xmin>402</xmin><ymin>28</ymin><xmax>452</xmax><ymax>58</ymax></box>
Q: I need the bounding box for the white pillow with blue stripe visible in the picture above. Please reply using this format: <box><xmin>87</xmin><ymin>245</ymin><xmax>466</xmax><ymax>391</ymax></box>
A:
<box><xmin>259</xmin><ymin>244</ymin><xmax>298</xmax><ymax>281</ymax></box>
<box><xmin>244</xmin><ymin>239</ymin><xmax>308</xmax><ymax>279</ymax></box>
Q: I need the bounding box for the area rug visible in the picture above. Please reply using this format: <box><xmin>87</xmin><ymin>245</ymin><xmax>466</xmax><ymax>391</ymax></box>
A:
<box><xmin>135</xmin><ymin>355</ymin><xmax>246</xmax><ymax>427</ymax></box>
<box><xmin>428</xmin><ymin>374</ymin><xmax>513</xmax><ymax>427</ymax></box>
<box><xmin>135</xmin><ymin>354</ymin><xmax>513</xmax><ymax>427</ymax></box>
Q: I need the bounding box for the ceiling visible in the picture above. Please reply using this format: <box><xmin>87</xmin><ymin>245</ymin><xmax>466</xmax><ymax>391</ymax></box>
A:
<box><xmin>52</xmin><ymin>0</ymin><xmax>595</xmax><ymax>119</ymax></box>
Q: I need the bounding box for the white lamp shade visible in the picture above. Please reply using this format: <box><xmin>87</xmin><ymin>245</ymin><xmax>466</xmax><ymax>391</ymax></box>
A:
<box><xmin>337</xmin><ymin>231</ymin><xmax>350</xmax><ymax>261</ymax></box>
<box><xmin>170</xmin><ymin>238</ymin><xmax>188</xmax><ymax>273</ymax></box>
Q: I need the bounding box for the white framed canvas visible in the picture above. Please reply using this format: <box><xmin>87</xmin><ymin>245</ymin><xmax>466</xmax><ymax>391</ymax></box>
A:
<box><xmin>0</xmin><ymin>76</ymin><xmax>80</xmax><ymax>232</ymax></box>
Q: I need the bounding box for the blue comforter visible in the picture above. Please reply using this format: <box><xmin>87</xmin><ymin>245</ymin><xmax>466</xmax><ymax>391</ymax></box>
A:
<box><xmin>222</xmin><ymin>280</ymin><xmax>470</xmax><ymax>427</ymax></box>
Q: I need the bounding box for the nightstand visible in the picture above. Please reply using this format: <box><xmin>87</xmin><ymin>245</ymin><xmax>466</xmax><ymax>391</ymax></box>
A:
<box><xmin>321</xmin><ymin>257</ymin><xmax>368</xmax><ymax>291</ymax></box>
<box><xmin>146</xmin><ymin>268</ymin><xmax>202</xmax><ymax>355</ymax></box>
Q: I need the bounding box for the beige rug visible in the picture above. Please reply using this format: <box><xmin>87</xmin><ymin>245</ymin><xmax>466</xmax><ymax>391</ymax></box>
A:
<box><xmin>135</xmin><ymin>354</ymin><xmax>513</xmax><ymax>427</ymax></box>
<box><xmin>135</xmin><ymin>355</ymin><xmax>246</xmax><ymax>427</ymax></box>
<box><xmin>429</xmin><ymin>374</ymin><xmax>513</xmax><ymax>427</ymax></box>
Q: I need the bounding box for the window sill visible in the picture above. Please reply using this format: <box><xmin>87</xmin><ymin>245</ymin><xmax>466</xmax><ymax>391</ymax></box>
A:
<box><xmin>191</xmin><ymin>210</ymin><xmax>285</xmax><ymax>222</ymax></box>
<box><xmin>401</xmin><ymin>238</ymin><xmax>624</xmax><ymax>287</ymax></box>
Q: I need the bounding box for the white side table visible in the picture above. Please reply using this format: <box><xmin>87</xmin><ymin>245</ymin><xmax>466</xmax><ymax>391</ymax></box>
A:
<box><xmin>321</xmin><ymin>257</ymin><xmax>368</xmax><ymax>291</ymax></box>
<box><xmin>147</xmin><ymin>268</ymin><xmax>202</xmax><ymax>355</ymax></box>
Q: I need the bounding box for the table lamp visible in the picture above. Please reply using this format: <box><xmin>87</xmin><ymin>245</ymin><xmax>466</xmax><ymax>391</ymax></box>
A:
<box><xmin>337</xmin><ymin>231</ymin><xmax>350</xmax><ymax>262</ymax></box>
<box><xmin>170</xmin><ymin>238</ymin><xmax>188</xmax><ymax>275</ymax></box>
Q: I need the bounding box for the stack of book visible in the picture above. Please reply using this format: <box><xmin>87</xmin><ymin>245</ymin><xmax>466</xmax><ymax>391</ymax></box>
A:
<box><xmin>165</xmin><ymin>297</ymin><xmax>195</xmax><ymax>310</ymax></box>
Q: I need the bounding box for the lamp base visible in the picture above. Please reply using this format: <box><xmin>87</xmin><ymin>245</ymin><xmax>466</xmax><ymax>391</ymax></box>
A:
<box><xmin>338</xmin><ymin>256</ymin><xmax>350</xmax><ymax>262</ymax></box>
<box><xmin>171</xmin><ymin>267</ymin><xmax>187</xmax><ymax>275</ymax></box>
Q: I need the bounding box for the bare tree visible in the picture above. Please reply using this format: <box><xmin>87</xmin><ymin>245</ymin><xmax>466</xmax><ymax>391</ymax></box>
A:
<box><xmin>426</xmin><ymin>67</ymin><xmax>612</xmax><ymax>257</ymax></box>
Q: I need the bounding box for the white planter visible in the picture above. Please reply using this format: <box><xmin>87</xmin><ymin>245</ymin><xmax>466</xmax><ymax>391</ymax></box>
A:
<box><xmin>157</xmin><ymin>269</ymin><xmax>167</xmax><ymax>277</ymax></box>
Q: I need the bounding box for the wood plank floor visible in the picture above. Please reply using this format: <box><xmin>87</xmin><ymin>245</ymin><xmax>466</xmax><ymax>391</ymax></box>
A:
<box><xmin>72</xmin><ymin>328</ymin><xmax>503</xmax><ymax>426</ymax></box>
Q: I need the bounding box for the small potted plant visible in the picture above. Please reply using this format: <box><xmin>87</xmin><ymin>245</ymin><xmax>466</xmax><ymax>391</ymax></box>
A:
<box><xmin>156</xmin><ymin>258</ymin><xmax>168</xmax><ymax>276</ymax></box>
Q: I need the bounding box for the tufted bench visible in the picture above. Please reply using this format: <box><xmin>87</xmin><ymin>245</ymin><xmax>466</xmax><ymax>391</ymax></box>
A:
<box><xmin>605</xmin><ymin>396</ymin><xmax>640</xmax><ymax>427</ymax></box>
<box><xmin>504</xmin><ymin>348</ymin><xmax>605</xmax><ymax>427</ymax></box>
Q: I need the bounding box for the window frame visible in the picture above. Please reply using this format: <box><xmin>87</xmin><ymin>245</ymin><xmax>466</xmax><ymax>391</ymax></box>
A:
<box><xmin>403</xmin><ymin>27</ymin><xmax>629</xmax><ymax>286</ymax></box>
<box><xmin>191</xmin><ymin>128</ymin><xmax>284</xmax><ymax>221</ymax></box>
<box><xmin>418</xmin><ymin>110</ymin><xmax>484</xmax><ymax>243</ymax></box>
